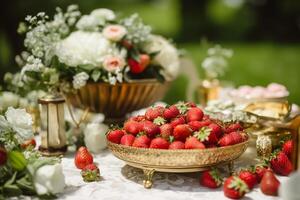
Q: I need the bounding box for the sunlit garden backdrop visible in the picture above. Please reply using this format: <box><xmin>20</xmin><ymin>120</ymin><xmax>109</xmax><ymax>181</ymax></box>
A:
<box><xmin>0</xmin><ymin>0</ymin><xmax>299</xmax><ymax>104</ymax></box>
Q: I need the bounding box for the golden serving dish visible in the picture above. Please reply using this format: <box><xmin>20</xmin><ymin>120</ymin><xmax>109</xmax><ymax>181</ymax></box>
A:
<box><xmin>66</xmin><ymin>80</ymin><xmax>170</xmax><ymax>123</ymax></box>
<box><xmin>108</xmin><ymin>139</ymin><xmax>249</xmax><ymax>188</ymax></box>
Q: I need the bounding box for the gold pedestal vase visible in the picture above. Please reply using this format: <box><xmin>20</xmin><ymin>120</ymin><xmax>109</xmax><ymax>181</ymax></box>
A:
<box><xmin>38</xmin><ymin>93</ymin><xmax>67</xmax><ymax>156</ymax></box>
<box><xmin>198</xmin><ymin>79</ymin><xmax>220</xmax><ymax>107</ymax></box>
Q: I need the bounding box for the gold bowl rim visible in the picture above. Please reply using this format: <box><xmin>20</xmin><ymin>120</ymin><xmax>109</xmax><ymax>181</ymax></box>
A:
<box><xmin>107</xmin><ymin>137</ymin><xmax>249</xmax><ymax>153</ymax></box>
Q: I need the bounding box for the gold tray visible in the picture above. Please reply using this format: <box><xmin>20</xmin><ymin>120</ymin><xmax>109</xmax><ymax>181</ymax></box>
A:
<box><xmin>108</xmin><ymin>139</ymin><xmax>249</xmax><ymax>188</ymax></box>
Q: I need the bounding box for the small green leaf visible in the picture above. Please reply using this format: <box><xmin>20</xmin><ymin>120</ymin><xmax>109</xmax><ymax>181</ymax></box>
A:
<box><xmin>79</xmin><ymin>64</ymin><xmax>97</xmax><ymax>71</ymax></box>
<box><xmin>91</xmin><ymin>70</ymin><xmax>101</xmax><ymax>82</ymax></box>
<box><xmin>3</xmin><ymin>184</ymin><xmax>22</xmax><ymax>197</ymax></box>
<box><xmin>8</xmin><ymin>151</ymin><xmax>27</xmax><ymax>171</ymax></box>
<box><xmin>129</xmin><ymin>48</ymin><xmax>140</xmax><ymax>62</ymax></box>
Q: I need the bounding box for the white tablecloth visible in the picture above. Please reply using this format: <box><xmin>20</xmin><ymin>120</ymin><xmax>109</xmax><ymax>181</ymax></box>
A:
<box><xmin>58</xmin><ymin>149</ymin><xmax>288</xmax><ymax>200</ymax></box>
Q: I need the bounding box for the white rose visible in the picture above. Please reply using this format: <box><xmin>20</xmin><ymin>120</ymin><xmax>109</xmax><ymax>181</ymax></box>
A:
<box><xmin>55</xmin><ymin>31</ymin><xmax>112</xmax><ymax>67</ymax></box>
<box><xmin>76</xmin><ymin>15</ymin><xmax>100</xmax><ymax>31</ymax></box>
<box><xmin>84</xmin><ymin>123</ymin><xmax>108</xmax><ymax>153</ymax></box>
<box><xmin>103</xmin><ymin>25</ymin><xmax>127</xmax><ymax>42</ymax></box>
<box><xmin>143</xmin><ymin>35</ymin><xmax>180</xmax><ymax>81</ymax></box>
<box><xmin>5</xmin><ymin>107</ymin><xmax>33</xmax><ymax>141</ymax></box>
<box><xmin>73</xmin><ymin>72</ymin><xmax>89</xmax><ymax>89</ymax></box>
<box><xmin>103</xmin><ymin>55</ymin><xmax>126</xmax><ymax>72</ymax></box>
<box><xmin>34</xmin><ymin>163</ymin><xmax>66</xmax><ymax>195</ymax></box>
<box><xmin>90</xmin><ymin>8</ymin><xmax>116</xmax><ymax>21</ymax></box>
<box><xmin>0</xmin><ymin>92</ymin><xmax>20</xmax><ymax>110</ymax></box>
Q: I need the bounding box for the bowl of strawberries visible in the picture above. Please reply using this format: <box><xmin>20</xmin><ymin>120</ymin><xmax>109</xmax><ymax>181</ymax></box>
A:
<box><xmin>107</xmin><ymin>102</ymin><xmax>249</xmax><ymax>188</ymax></box>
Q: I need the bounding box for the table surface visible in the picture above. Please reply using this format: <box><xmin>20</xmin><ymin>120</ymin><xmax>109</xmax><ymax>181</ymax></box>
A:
<box><xmin>58</xmin><ymin>148</ymin><xmax>288</xmax><ymax>200</ymax></box>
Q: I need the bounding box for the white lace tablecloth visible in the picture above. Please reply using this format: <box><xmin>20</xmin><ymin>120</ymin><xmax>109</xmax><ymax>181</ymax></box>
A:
<box><xmin>58</xmin><ymin>149</ymin><xmax>288</xmax><ymax>200</ymax></box>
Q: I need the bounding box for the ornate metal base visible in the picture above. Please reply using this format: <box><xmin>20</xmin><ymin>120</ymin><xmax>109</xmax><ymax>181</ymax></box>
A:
<box><xmin>38</xmin><ymin>145</ymin><xmax>68</xmax><ymax>157</ymax></box>
<box><xmin>131</xmin><ymin>161</ymin><xmax>235</xmax><ymax>189</ymax></box>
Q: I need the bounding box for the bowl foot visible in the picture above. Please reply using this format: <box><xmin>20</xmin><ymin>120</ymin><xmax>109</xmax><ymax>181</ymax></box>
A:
<box><xmin>227</xmin><ymin>161</ymin><xmax>234</xmax><ymax>175</ymax></box>
<box><xmin>143</xmin><ymin>169</ymin><xmax>155</xmax><ymax>189</ymax></box>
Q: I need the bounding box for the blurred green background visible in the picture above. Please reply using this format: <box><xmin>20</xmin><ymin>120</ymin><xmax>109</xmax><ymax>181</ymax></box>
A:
<box><xmin>0</xmin><ymin>0</ymin><xmax>299</xmax><ymax>104</ymax></box>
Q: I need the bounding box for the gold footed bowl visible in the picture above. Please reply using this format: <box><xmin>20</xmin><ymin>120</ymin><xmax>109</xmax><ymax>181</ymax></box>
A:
<box><xmin>108</xmin><ymin>138</ymin><xmax>249</xmax><ymax>188</ymax></box>
<box><xmin>66</xmin><ymin>80</ymin><xmax>170</xmax><ymax>123</ymax></box>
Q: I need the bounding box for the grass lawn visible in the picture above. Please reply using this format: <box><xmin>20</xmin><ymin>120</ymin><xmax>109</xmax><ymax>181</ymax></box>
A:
<box><xmin>164</xmin><ymin>42</ymin><xmax>300</xmax><ymax>105</ymax></box>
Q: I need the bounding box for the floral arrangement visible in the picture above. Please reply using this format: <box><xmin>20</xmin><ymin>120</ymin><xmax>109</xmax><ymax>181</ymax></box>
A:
<box><xmin>0</xmin><ymin>107</ymin><xmax>65</xmax><ymax>198</ymax></box>
<box><xmin>201</xmin><ymin>45</ymin><xmax>233</xmax><ymax>79</ymax></box>
<box><xmin>17</xmin><ymin>5</ymin><xmax>180</xmax><ymax>92</ymax></box>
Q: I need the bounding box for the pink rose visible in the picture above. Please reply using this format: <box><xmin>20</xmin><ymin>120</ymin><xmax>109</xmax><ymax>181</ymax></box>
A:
<box><xmin>102</xmin><ymin>25</ymin><xmax>127</xmax><ymax>42</ymax></box>
<box><xmin>103</xmin><ymin>55</ymin><xmax>126</xmax><ymax>72</ymax></box>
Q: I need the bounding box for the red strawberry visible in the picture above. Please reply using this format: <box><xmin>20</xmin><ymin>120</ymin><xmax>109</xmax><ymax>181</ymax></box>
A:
<box><xmin>21</xmin><ymin>138</ymin><xmax>36</xmax><ymax>149</ymax></box>
<box><xmin>0</xmin><ymin>147</ymin><xmax>7</xmax><ymax>166</ymax></box>
<box><xmin>75</xmin><ymin>147</ymin><xmax>94</xmax><ymax>169</ymax></box>
<box><xmin>145</xmin><ymin>106</ymin><xmax>164</xmax><ymax>121</ymax></box>
<box><xmin>188</xmin><ymin>120</ymin><xmax>211</xmax><ymax>132</ymax></box>
<box><xmin>208</xmin><ymin>123</ymin><xmax>223</xmax><ymax>138</ymax></box>
<box><xmin>186</xmin><ymin>107</ymin><xmax>204</xmax><ymax>122</ymax></box>
<box><xmin>270</xmin><ymin>151</ymin><xmax>293</xmax><ymax>176</ymax></box>
<box><xmin>160</xmin><ymin>123</ymin><xmax>173</xmax><ymax>139</ymax></box>
<box><xmin>163</xmin><ymin>105</ymin><xmax>180</xmax><ymax>119</ymax></box>
<box><xmin>124</xmin><ymin>120</ymin><xmax>142</xmax><ymax>135</ymax></box>
<box><xmin>129</xmin><ymin>115</ymin><xmax>145</xmax><ymax>122</ymax></box>
<box><xmin>282</xmin><ymin>140</ymin><xmax>293</xmax><ymax>159</ymax></box>
<box><xmin>230</xmin><ymin>132</ymin><xmax>244</xmax><ymax>144</ymax></box>
<box><xmin>238</xmin><ymin>170</ymin><xmax>257</xmax><ymax>189</ymax></box>
<box><xmin>254</xmin><ymin>165</ymin><xmax>270</xmax><ymax>182</ymax></box>
<box><xmin>120</xmin><ymin>134</ymin><xmax>135</xmax><ymax>146</ymax></box>
<box><xmin>132</xmin><ymin>135</ymin><xmax>151</xmax><ymax>148</ymax></box>
<box><xmin>260</xmin><ymin>170</ymin><xmax>280</xmax><ymax>196</ymax></box>
<box><xmin>81</xmin><ymin>163</ymin><xmax>100</xmax><ymax>182</ymax></box>
<box><xmin>194</xmin><ymin>127</ymin><xmax>218</xmax><ymax>145</ymax></box>
<box><xmin>170</xmin><ymin>116</ymin><xmax>185</xmax><ymax>128</ymax></box>
<box><xmin>173</xmin><ymin>124</ymin><xmax>192</xmax><ymax>142</ymax></box>
<box><xmin>223</xmin><ymin>176</ymin><xmax>249</xmax><ymax>199</ymax></box>
<box><xmin>185</xmin><ymin>137</ymin><xmax>205</xmax><ymax>149</ymax></box>
<box><xmin>128</xmin><ymin>54</ymin><xmax>150</xmax><ymax>74</ymax></box>
<box><xmin>169</xmin><ymin>141</ymin><xmax>185</xmax><ymax>149</ymax></box>
<box><xmin>200</xmin><ymin>168</ymin><xmax>222</xmax><ymax>188</ymax></box>
<box><xmin>107</xmin><ymin>130</ymin><xmax>125</xmax><ymax>144</ymax></box>
<box><xmin>142</xmin><ymin>120</ymin><xmax>160</xmax><ymax>138</ymax></box>
<box><xmin>218</xmin><ymin>132</ymin><xmax>243</xmax><ymax>147</ymax></box>
<box><xmin>225</xmin><ymin>123</ymin><xmax>243</xmax><ymax>134</ymax></box>
<box><xmin>149</xmin><ymin>137</ymin><xmax>169</xmax><ymax>149</ymax></box>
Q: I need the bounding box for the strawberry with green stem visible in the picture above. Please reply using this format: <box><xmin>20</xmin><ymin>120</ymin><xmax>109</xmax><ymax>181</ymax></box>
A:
<box><xmin>107</xmin><ymin>129</ymin><xmax>125</xmax><ymax>144</ymax></box>
<box><xmin>163</xmin><ymin>105</ymin><xmax>180</xmax><ymax>119</ymax></box>
<box><xmin>268</xmin><ymin>150</ymin><xmax>293</xmax><ymax>176</ymax></box>
<box><xmin>132</xmin><ymin>134</ymin><xmax>150</xmax><ymax>148</ymax></box>
<box><xmin>223</xmin><ymin>176</ymin><xmax>249</xmax><ymax>199</ymax></box>
<box><xmin>194</xmin><ymin>127</ymin><xmax>218</xmax><ymax>145</ymax></box>
<box><xmin>81</xmin><ymin>163</ymin><xmax>100</xmax><ymax>182</ymax></box>
<box><xmin>200</xmin><ymin>168</ymin><xmax>223</xmax><ymax>188</ymax></box>
<box><xmin>185</xmin><ymin>137</ymin><xmax>205</xmax><ymax>149</ymax></box>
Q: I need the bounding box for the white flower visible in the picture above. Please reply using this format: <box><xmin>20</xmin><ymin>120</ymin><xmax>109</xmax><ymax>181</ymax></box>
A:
<box><xmin>76</xmin><ymin>15</ymin><xmax>100</xmax><ymax>31</ymax></box>
<box><xmin>84</xmin><ymin>123</ymin><xmax>108</xmax><ymax>153</ymax></box>
<box><xmin>143</xmin><ymin>35</ymin><xmax>180</xmax><ymax>81</ymax></box>
<box><xmin>90</xmin><ymin>8</ymin><xmax>115</xmax><ymax>21</ymax></box>
<box><xmin>55</xmin><ymin>31</ymin><xmax>112</xmax><ymax>67</ymax></box>
<box><xmin>5</xmin><ymin>107</ymin><xmax>33</xmax><ymax>141</ymax></box>
<box><xmin>0</xmin><ymin>92</ymin><xmax>20</xmax><ymax>110</ymax></box>
<box><xmin>73</xmin><ymin>72</ymin><xmax>89</xmax><ymax>89</ymax></box>
<box><xmin>34</xmin><ymin>163</ymin><xmax>65</xmax><ymax>195</ymax></box>
<box><xmin>103</xmin><ymin>55</ymin><xmax>126</xmax><ymax>72</ymax></box>
<box><xmin>103</xmin><ymin>25</ymin><xmax>127</xmax><ymax>42</ymax></box>
<box><xmin>202</xmin><ymin>56</ymin><xmax>227</xmax><ymax>78</ymax></box>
